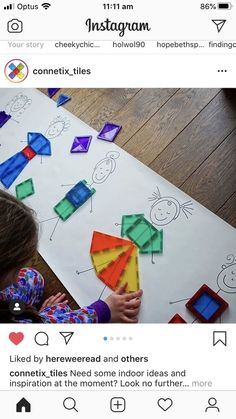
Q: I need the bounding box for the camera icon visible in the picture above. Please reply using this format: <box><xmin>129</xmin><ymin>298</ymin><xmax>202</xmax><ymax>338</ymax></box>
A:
<box><xmin>7</xmin><ymin>19</ymin><xmax>23</xmax><ymax>33</ymax></box>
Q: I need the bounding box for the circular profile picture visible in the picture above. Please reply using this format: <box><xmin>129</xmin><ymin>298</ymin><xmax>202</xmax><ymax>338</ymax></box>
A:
<box><xmin>4</xmin><ymin>58</ymin><xmax>29</xmax><ymax>83</ymax></box>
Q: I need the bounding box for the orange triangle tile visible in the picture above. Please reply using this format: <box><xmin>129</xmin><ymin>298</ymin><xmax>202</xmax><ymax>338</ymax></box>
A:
<box><xmin>90</xmin><ymin>231</ymin><xmax>133</xmax><ymax>253</ymax></box>
<box><xmin>98</xmin><ymin>244</ymin><xmax>135</xmax><ymax>289</ymax></box>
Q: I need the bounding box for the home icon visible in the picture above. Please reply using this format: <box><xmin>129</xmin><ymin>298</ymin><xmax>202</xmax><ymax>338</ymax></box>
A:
<box><xmin>16</xmin><ymin>398</ymin><xmax>31</xmax><ymax>413</ymax></box>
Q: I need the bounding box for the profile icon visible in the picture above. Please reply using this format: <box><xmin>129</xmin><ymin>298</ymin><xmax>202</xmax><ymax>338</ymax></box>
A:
<box><xmin>4</xmin><ymin>59</ymin><xmax>29</xmax><ymax>83</ymax></box>
<box><xmin>205</xmin><ymin>397</ymin><xmax>220</xmax><ymax>412</ymax></box>
<box><xmin>9</xmin><ymin>299</ymin><xmax>25</xmax><ymax>316</ymax></box>
<box><xmin>13</xmin><ymin>302</ymin><xmax>21</xmax><ymax>312</ymax></box>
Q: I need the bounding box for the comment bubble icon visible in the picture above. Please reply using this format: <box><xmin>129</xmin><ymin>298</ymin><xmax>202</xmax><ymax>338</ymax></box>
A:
<box><xmin>34</xmin><ymin>331</ymin><xmax>49</xmax><ymax>346</ymax></box>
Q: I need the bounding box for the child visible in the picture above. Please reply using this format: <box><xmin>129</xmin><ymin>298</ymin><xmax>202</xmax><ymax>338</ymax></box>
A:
<box><xmin>0</xmin><ymin>190</ymin><xmax>143</xmax><ymax>324</ymax></box>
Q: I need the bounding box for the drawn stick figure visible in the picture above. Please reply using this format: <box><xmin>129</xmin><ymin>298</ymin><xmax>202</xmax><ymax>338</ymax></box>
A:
<box><xmin>61</xmin><ymin>151</ymin><xmax>120</xmax><ymax>213</ymax></box>
<box><xmin>148</xmin><ymin>187</ymin><xmax>194</xmax><ymax>264</ymax></box>
<box><xmin>169</xmin><ymin>254</ymin><xmax>236</xmax><ymax>322</ymax></box>
<box><xmin>41</xmin><ymin>151</ymin><xmax>120</xmax><ymax>241</ymax></box>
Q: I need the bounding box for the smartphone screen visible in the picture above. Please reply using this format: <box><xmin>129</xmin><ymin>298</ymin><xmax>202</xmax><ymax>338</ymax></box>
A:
<box><xmin>0</xmin><ymin>0</ymin><xmax>235</xmax><ymax>417</ymax></box>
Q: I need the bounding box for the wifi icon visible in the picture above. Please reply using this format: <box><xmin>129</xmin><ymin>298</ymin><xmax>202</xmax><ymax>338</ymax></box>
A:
<box><xmin>42</xmin><ymin>2</ymin><xmax>51</xmax><ymax>9</ymax></box>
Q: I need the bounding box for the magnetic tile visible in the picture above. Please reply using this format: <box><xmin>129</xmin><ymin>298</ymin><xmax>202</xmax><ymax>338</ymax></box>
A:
<box><xmin>15</xmin><ymin>178</ymin><xmax>35</xmax><ymax>200</ymax></box>
<box><xmin>66</xmin><ymin>181</ymin><xmax>96</xmax><ymax>208</ymax></box>
<box><xmin>98</xmin><ymin>245</ymin><xmax>135</xmax><ymax>290</ymax></box>
<box><xmin>121</xmin><ymin>214</ymin><xmax>144</xmax><ymax>237</ymax></box>
<box><xmin>54</xmin><ymin>198</ymin><xmax>76</xmax><ymax>221</ymax></box>
<box><xmin>140</xmin><ymin>230</ymin><xmax>163</xmax><ymax>254</ymax></box>
<box><xmin>186</xmin><ymin>284</ymin><xmax>229</xmax><ymax>323</ymax></box>
<box><xmin>48</xmin><ymin>88</ymin><xmax>60</xmax><ymax>98</ymax></box>
<box><xmin>57</xmin><ymin>94</ymin><xmax>71</xmax><ymax>107</ymax></box>
<box><xmin>168</xmin><ymin>314</ymin><xmax>187</xmax><ymax>324</ymax></box>
<box><xmin>0</xmin><ymin>152</ymin><xmax>28</xmax><ymax>189</ymax></box>
<box><xmin>22</xmin><ymin>146</ymin><xmax>37</xmax><ymax>160</ymax></box>
<box><xmin>90</xmin><ymin>231</ymin><xmax>133</xmax><ymax>253</ymax></box>
<box><xmin>0</xmin><ymin>111</ymin><xmax>11</xmax><ymax>128</ymax></box>
<box><xmin>97</xmin><ymin>122</ymin><xmax>122</xmax><ymax>142</ymax></box>
<box><xmin>91</xmin><ymin>245</ymin><xmax>130</xmax><ymax>274</ymax></box>
<box><xmin>70</xmin><ymin>136</ymin><xmax>92</xmax><ymax>153</ymax></box>
<box><xmin>193</xmin><ymin>293</ymin><xmax>220</xmax><ymax>321</ymax></box>
<box><xmin>27</xmin><ymin>132</ymin><xmax>52</xmax><ymax>155</ymax></box>
<box><xmin>126</xmin><ymin>217</ymin><xmax>158</xmax><ymax>249</ymax></box>
<box><xmin>118</xmin><ymin>245</ymin><xmax>140</xmax><ymax>292</ymax></box>
<box><xmin>132</xmin><ymin>225</ymin><xmax>155</xmax><ymax>248</ymax></box>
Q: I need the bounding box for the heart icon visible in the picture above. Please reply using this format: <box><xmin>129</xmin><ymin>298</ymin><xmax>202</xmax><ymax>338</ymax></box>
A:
<box><xmin>9</xmin><ymin>332</ymin><xmax>24</xmax><ymax>345</ymax></box>
<box><xmin>157</xmin><ymin>398</ymin><xmax>173</xmax><ymax>411</ymax></box>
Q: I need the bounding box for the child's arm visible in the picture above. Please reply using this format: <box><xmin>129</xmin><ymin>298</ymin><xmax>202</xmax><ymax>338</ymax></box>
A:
<box><xmin>39</xmin><ymin>304</ymin><xmax>101</xmax><ymax>323</ymax></box>
<box><xmin>105</xmin><ymin>284</ymin><xmax>143</xmax><ymax>323</ymax></box>
<box><xmin>38</xmin><ymin>286</ymin><xmax>143</xmax><ymax>324</ymax></box>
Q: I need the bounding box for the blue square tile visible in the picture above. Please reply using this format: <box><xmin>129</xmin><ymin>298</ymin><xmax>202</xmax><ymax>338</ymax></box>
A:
<box><xmin>193</xmin><ymin>292</ymin><xmax>220</xmax><ymax>321</ymax></box>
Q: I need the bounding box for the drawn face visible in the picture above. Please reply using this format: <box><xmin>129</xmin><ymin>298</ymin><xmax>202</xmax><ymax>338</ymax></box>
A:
<box><xmin>10</xmin><ymin>95</ymin><xmax>29</xmax><ymax>113</ymax></box>
<box><xmin>92</xmin><ymin>159</ymin><xmax>113</xmax><ymax>184</ymax></box>
<box><xmin>217</xmin><ymin>264</ymin><xmax>236</xmax><ymax>294</ymax></box>
<box><xmin>150</xmin><ymin>198</ymin><xmax>179</xmax><ymax>226</ymax></box>
<box><xmin>46</xmin><ymin>121</ymin><xmax>65</xmax><ymax>139</ymax></box>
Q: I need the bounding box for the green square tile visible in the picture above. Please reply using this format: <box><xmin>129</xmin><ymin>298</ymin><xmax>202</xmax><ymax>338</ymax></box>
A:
<box><xmin>121</xmin><ymin>213</ymin><xmax>163</xmax><ymax>254</ymax></box>
<box><xmin>135</xmin><ymin>226</ymin><xmax>155</xmax><ymax>248</ymax></box>
<box><xmin>140</xmin><ymin>230</ymin><xmax>163</xmax><ymax>254</ymax></box>
<box><xmin>126</xmin><ymin>217</ymin><xmax>157</xmax><ymax>249</ymax></box>
<box><xmin>18</xmin><ymin>63</ymin><xmax>24</xmax><ymax>70</ymax></box>
<box><xmin>121</xmin><ymin>214</ymin><xmax>144</xmax><ymax>236</ymax></box>
<box><xmin>54</xmin><ymin>198</ymin><xmax>76</xmax><ymax>221</ymax></box>
<box><xmin>15</xmin><ymin>178</ymin><xmax>35</xmax><ymax>200</ymax></box>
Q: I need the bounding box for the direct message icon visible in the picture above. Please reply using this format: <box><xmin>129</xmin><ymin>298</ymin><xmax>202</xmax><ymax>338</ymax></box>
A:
<box><xmin>212</xmin><ymin>19</ymin><xmax>226</xmax><ymax>33</ymax></box>
<box><xmin>59</xmin><ymin>332</ymin><xmax>74</xmax><ymax>345</ymax></box>
<box><xmin>213</xmin><ymin>331</ymin><xmax>227</xmax><ymax>347</ymax></box>
<box><xmin>157</xmin><ymin>398</ymin><xmax>173</xmax><ymax>412</ymax></box>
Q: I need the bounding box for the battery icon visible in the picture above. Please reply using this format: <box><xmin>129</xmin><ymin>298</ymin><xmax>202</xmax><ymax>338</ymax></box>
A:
<box><xmin>218</xmin><ymin>2</ymin><xmax>233</xmax><ymax>9</ymax></box>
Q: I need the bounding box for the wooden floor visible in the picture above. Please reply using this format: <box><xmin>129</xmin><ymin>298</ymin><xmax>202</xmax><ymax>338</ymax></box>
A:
<box><xmin>33</xmin><ymin>88</ymin><xmax>236</xmax><ymax>309</ymax></box>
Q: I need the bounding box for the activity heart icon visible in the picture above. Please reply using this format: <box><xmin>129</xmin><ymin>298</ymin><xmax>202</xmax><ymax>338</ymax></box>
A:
<box><xmin>157</xmin><ymin>398</ymin><xmax>173</xmax><ymax>411</ymax></box>
<box><xmin>9</xmin><ymin>332</ymin><xmax>24</xmax><ymax>345</ymax></box>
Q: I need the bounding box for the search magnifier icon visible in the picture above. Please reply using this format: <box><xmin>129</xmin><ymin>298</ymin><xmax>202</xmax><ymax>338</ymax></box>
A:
<box><xmin>63</xmin><ymin>397</ymin><xmax>78</xmax><ymax>413</ymax></box>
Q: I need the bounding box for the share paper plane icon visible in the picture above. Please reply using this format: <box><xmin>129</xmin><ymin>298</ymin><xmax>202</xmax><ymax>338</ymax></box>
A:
<box><xmin>59</xmin><ymin>332</ymin><xmax>74</xmax><ymax>345</ymax></box>
<box><xmin>212</xmin><ymin>19</ymin><xmax>226</xmax><ymax>33</ymax></box>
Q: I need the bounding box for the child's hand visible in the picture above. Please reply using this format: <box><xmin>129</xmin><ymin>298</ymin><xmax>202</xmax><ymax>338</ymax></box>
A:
<box><xmin>105</xmin><ymin>283</ymin><xmax>143</xmax><ymax>323</ymax></box>
<box><xmin>39</xmin><ymin>292</ymin><xmax>69</xmax><ymax>311</ymax></box>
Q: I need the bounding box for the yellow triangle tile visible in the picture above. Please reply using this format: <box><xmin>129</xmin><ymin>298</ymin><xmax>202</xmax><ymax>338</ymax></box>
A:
<box><xmin>91</xmin><ymin>245</ymin><xmax>130</xmax><ymax>274</ymax></box>
<box><xmin>118</xmin><ymin>246</ymin><xmax>140</xmax><ymax>292</ymax></box>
